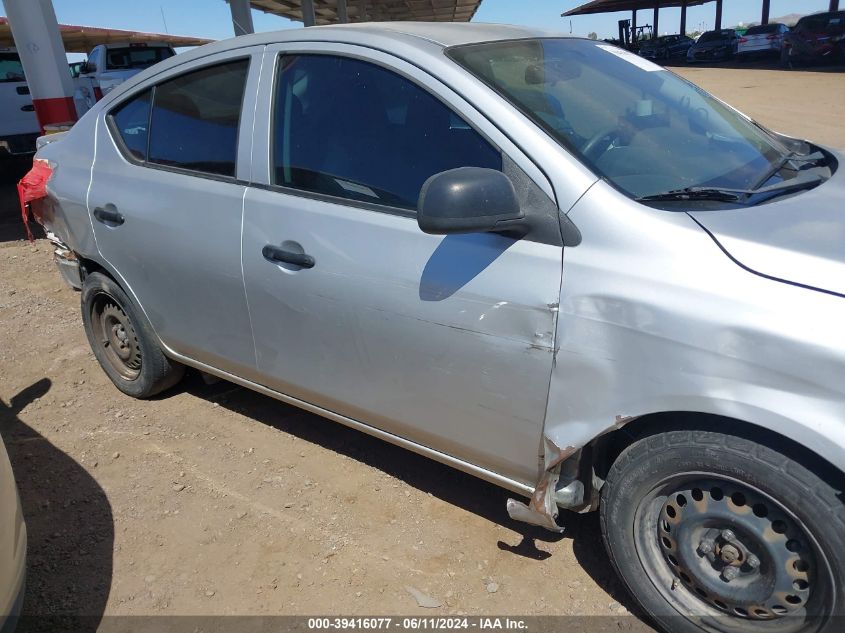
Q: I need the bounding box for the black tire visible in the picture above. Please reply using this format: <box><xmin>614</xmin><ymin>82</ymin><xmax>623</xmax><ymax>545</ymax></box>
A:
<box><xmin>81</xmin><ymin>272</ymin><xmax>184</xmax><ymax>398</ymax></box>
<box><xmin>601</xmin><ymin>428</ymin><xmax>845</xmax><ymax>633</ymax></box>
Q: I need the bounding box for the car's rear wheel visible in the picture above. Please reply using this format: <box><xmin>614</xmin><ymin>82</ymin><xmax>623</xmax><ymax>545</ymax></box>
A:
<box><xmin>601</xmin><ymin>428</ymin><xmax>844</xmax><ymax>633</ymax></box>
<box><xmin>81</xmin><ymin>272</ymin><xmax>184</xmax><ymax>398</ymax></box>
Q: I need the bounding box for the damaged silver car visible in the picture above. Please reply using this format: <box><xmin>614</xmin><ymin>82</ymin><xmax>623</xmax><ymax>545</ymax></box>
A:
<box><xmin>26</xmin><ymin>23</ymin><xmax>845</xmax><ymax>633</ymax></box>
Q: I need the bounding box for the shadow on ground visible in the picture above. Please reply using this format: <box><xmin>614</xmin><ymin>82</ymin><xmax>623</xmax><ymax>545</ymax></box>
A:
<box><xmin>177</xmin><ymin>372</ymin><xmax>643</xmax><ymax>619</ymax></box>
<box><xmin>1</xmin><ymin>158</ymin><xmax>34</xmax><ymax>243</ymax></box>
<box><xmin>0</xmin><ymin>378</ymin><xmax>114</xmax><ymax>633</ymax></box>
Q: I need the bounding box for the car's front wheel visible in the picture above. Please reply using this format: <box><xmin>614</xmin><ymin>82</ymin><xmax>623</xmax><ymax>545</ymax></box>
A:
<box><xmin>81</xmin><ymin>271</ymin><xmax>184</xmax><ymax>398</ymax></box>
<box><xmin>601</xmin><ymin>427</ymin><xmax>844</xmax><ymax>633</ymax></box>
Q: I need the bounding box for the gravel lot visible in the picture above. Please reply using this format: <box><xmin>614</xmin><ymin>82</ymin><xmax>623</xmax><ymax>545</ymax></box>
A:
<box><xmin>1</xmin><ymin>63</ymin><xmax>842</xmax><ymax>632</ymax></box>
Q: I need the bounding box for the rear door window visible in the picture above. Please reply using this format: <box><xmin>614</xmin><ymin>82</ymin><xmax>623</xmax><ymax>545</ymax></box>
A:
<box><xmin>271</xmin><ymin>54</ymin><xmax>502</xmax><ymax>211</ymax></box>
<box><xmin>147</xmin><ymin>59</ymin><xmax>249</xmax><ymax>177</ymax></box>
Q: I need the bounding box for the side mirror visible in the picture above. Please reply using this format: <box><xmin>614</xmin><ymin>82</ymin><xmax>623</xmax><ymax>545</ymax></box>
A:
<box><xmin>81</xmin><ymin>61</ymin><xmax>96</xmax><ymax>74</ymax></box>
<box><xmin>417</xmin><ymin>167</ymin><xmax>525</xmax><ymax>235</ymax></box>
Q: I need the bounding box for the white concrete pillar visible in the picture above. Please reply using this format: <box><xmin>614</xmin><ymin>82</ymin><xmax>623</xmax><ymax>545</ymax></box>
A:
<box><xmin>2</xmin><ymin>0</ymin><xmax>77</xmax><ymax>130</ymax></box>
<box><xmin>228</xmin><ymin>0</ymin><xmax>255</xmax><ymax>36</ymax></box>
<box><xmin>337</xmin><ymin>0</ymin><xmax>348</xmax><ymax>24</ymax></box>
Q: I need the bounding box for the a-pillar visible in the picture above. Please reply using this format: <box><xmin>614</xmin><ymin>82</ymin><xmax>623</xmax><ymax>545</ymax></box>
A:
<box><xmin>228</xmin><ymin>0</ymin><xmax>254</xmax><ymax>36</ymax></box>
<box><xmin>2</xmin><ymin>0</ymin><xmax>77</xmax><ymax>130</ymax></box>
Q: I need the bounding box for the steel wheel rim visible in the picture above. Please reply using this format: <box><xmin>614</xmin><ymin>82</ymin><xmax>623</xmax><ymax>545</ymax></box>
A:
<box><xmin>91</xmin><ymin>294</ymin><xmax>141</xmax><ymax>380</ymax></box>
<box><xmin>633</xmin><ymin>471</ymin><xmax>835</xmax><ymax>633</ymax></box>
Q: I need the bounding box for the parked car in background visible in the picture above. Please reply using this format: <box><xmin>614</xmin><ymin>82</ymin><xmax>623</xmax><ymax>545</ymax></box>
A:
<box><xmin>73</xmin><ymin>42</ymin><xmax>176</xmax><ymax>116</ymax></box>
<box><xmin>27</xmin><ymin>24</ymin><xmax>845</xmax><ymax>633</ymax></box>
<box><xmin>0</xmin><ymin>435</ymin><xmax>25</xmax><ymax>633</ymax></box>
<box><xmin>638</xmin><ymin>34</ymin><xmax>694</xmax><ymax>60</ymax></box>
<box><xmin>737</xmin><ymin>22</ymin><xmax>789</xmax><ymax>58</ymax></box>
<box><xmin>782</xmin><ymin>10</ymin><xmax>845</xmax><ymax>65</ymax></box>
<box><xmin>686</xmin><ymin>28</ymin><xmax>739</xmax><ymax>62</ymax></box>
<box><xmin>0</xmin><ymin>47</ymin><xmax>39</xmax><ymax>159</ymax></box>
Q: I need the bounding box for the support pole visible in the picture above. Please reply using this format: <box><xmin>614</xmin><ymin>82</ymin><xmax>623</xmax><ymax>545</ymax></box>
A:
<box><xmin>337</xmin><ymin>0</ymin><xmax>348</xmax><ymax>23</ymax></box>
<box><xmin>830</xmin><ymin>0</ymin><xmax>839</xmax><ymax>11</ymax></box>
<box><xmin>715</xmin><ymin>0</ymin><xmax>723</xmax><ymax>31</ymax></box>
<box><xmin>228</xmin><ymin>0</ymin><xmax>254</xmax><ymax>36</ymax></box>
<box><xmin>653</xmin><ymin>1</ymin><xmax>659</xmax><ymax>38</ymax></box>
<box><xmin>680</xmin><ymin>0</ymin><xmax>687</xmax><ymax>35</ymax></box>
<box><xmin>631</xmin><ymin>9</ymin><xmax>637</xmax><ymax>45</ymax></box>
<box><xmin>761</xmin><ymin>0</ymin><xmax>770</xmax><ymax>25</ymax></box>
<box><xmin>302</xmin><ymin>0</ymin><xmax>316</xmax><ymax>26</ymax></box>
<box><xmin>2</xmin><ymin>0</ymin><xmax>77</xmax><ymax>130</ymax></box>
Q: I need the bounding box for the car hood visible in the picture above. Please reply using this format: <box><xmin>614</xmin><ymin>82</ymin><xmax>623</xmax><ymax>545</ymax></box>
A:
<box><xmin>688</xmin><ymin>149</ymin><xmax>845</xmax><ymax>297</ymax></box>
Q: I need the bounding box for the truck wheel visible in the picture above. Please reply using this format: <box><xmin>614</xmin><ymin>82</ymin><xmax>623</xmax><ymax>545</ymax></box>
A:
<box><xmin>601</xmin><ymin>428</ymin><xmax>844</xmax><ymax>633</ymax></box>
<box><xmin>81</xmin><ymin>272</ymin><xmax>184</xmax><ymax>398</ymax></box>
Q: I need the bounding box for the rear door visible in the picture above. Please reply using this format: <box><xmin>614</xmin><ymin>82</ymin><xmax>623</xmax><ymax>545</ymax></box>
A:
<box><xmin>241</xmin><ymin>44</ymin><xmax>564</xmax><ymax>484</ymax></box>
<box><xmin>87</xmin><ymin>48</ymin><xmax>263</xmax><ymax>377</ymax></box>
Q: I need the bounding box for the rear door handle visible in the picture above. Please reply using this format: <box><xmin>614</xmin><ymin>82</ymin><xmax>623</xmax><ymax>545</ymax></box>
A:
<box><xmin>20</xmin><ymin>105</ymin><xmax>35</xmax><ymax>112</ymax></box>
<box><xmin>93</xmin><ymin>207</ymin><xmax>124</xmax><ymax>226</ymax></box>
<box><xmin>262</xmin><ymin>244</ymin><xmax>315</xmax><ymax>269</ymax></box>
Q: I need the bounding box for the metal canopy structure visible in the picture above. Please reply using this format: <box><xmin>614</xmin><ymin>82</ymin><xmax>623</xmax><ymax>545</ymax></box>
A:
<box><xmin>0</xmin><ymin>16</ymin><xmax>212</xmax><ymax>53</ymax></box>
<box><xmin>562</xmin><ymin>0</ymin><xmax>709</xmax><ymax>16</ymax></box>
<box><xmin>247</xmin><ymin>0</ymin><xmax>483</xmax><ymax>26</ymax></box>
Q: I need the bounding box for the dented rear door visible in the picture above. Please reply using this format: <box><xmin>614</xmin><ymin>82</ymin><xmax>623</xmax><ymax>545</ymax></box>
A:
<box><xmin>241</xmin><ymin>44</ymin><xmax>563</xmax><ymax>484</ymax></box>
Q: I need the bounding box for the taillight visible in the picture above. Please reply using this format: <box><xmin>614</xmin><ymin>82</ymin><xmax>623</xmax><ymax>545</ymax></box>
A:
<box><xmin>739</xmin><ymin>37</ymin><xmax>748</xmax><ymax>43</ymax></box>
<box><xmin>767</xmin><ymin>34</ymin><xmax>778</xmax><ymax>40</ymax></box>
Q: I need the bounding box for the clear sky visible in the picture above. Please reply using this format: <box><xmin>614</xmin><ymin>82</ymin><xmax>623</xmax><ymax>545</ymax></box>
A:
<box><xmin>13</xmin><ymin>0</ymin><xmax>837</xmax><ymax>56</ymax></box>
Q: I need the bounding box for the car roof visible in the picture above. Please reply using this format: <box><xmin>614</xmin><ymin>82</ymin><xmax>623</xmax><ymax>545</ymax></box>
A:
<box><xmin>104</xmin><ymin>22</ymin><xmax>574</xmax><ymax>104</ymax></box>
<box><xmin>152</xmin><ymin>22</ymin><xmax>568</xmax><ymax>68</ymax></box>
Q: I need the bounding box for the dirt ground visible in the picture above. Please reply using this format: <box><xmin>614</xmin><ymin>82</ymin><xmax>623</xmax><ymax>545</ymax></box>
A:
<box><xmin>0</xmin><ymin>63</ymin><xmax>842</xmax><ymax>631</ymax></box>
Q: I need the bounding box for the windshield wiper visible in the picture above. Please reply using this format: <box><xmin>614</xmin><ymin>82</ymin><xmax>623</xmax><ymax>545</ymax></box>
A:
<box><xmin>636</xmin><ymin>188</ymin><xmax>742</xmax><ymax>202</ymax></box>
<box><xmin>638</xmin><ymin>171</ymin><xmax>825</xmax><ymax>204</ymax></box>
<box><xmin>751</xmin><ymin>150</ymin><xmax>827</xmax><ymax>190</ymax></box>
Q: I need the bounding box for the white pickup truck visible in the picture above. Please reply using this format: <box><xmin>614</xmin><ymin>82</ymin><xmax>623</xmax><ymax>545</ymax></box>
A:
<box><xmin>0</xmin><ymin>47</ymin><xmax>39</xmax><ymax>159</ymax></box>
<box><xmin>1</xmin><ymin>42</ymin><xmax>177</xmax><ymax>160</ymax></box>
<box><xmin>73</xmin><ymin>42</ymin><xmax>175</xmax><ymax>116</ymax></box>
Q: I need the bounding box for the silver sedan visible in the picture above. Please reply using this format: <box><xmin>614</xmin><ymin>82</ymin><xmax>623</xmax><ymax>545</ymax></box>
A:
<box><xmin>28</xmin><ymin>23</ymin><xmax>845</xmax><ymax>632</ymax></box>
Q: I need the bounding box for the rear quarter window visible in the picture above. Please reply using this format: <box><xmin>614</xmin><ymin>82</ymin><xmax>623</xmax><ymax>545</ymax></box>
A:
<box><xmin>109</xmin><ymin>89</ymin><xmax>152</xmax><ymax>161</ymax></box>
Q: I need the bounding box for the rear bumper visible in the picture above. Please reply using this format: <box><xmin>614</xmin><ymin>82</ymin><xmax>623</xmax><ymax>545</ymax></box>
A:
<box><xmin>0</xmin><ymin>134</ymin><xmax>39</xmax><ymax>158</ymax></box>
<box><xmin>738</xmin><ymin>43</ymin><xmax>780</xmax><ymax>54</ymax></box>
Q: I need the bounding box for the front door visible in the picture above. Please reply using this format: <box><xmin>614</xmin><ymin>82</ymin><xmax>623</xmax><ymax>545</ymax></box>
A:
<box><xmin>241</xmin><ymin>47</ymin><xmax>563</xmax><ymax>484</ymax></box>
<box><xmin>87</xmin><ymin>50</ymin><xmax>262</xmax><ymax>376</ymax></box>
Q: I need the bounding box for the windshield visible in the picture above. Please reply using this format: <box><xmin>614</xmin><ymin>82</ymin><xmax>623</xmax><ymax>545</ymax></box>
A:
<box><xmin>105</xmin><ymin>46</ymin><xmax>174</xmax><ymax>71</ymax></box>
<box><xmin>449</xmin><ymin>38</ymin><xmax>798</xmax><ymax>200</ymax></box>
<box><xmin>746</xmin><ymin>24</ymin><xmax>779</xmax><ymax>35</ymax></box>
<box><xmin>0</xmin><ymin>52</ymin><xmax>25</xmax><ymax>83</ymax></box>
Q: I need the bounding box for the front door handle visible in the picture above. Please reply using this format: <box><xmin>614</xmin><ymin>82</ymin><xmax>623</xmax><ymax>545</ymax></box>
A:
<box><xmin>262</xmin><ymin>244</ymin><xmax>315</xmax><ymax>269</ymax></box>
<box><xmin>93</xmin><ymin>207</ymin><xmax>124</xmax><ymax>226</ymax></box>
